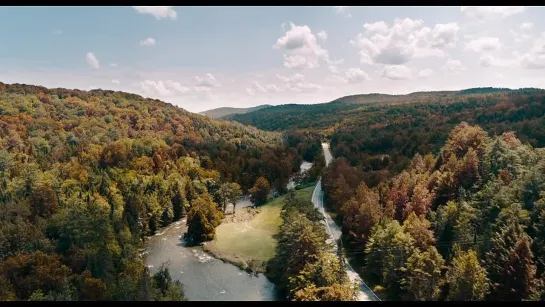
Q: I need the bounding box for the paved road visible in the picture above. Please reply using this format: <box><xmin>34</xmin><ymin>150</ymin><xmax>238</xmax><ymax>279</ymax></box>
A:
<box><xmin>310</xmin><ymin>143</ymin><xmax>380</xmax><ymax>301</ymax></box>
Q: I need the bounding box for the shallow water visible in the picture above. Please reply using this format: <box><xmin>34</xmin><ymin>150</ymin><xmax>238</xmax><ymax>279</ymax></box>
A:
<box><xmin>144</xmin><ymin>160</ymin><xmax>312</xmax><ymax>301</ymax></box>
<box><xmin>144</xmin><ymin>219</ymin><xmax>279</xmax><ymax>301</ymax></box>
<box><xmin>287</xmin><ymin>160</ymin><xmax>313</xmax><ymax>190</ymax></box>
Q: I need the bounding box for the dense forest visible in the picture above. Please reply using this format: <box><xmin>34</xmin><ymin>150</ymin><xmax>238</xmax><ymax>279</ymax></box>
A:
<box><xmin>266</xmin><ymin>189</ymin><xmax>357</xmax><ymax>301</ymax></box>
<box><xmin>230</xmin><ymin>88</ymin><xmax>545</xmax><ymax>187</ymax></box>
<box><xmin>201</xmin><ymin>104</ymin><xmax>272</xmax><ymax>119</ymax></box>
<box><xmin>227</xmin><ymin>101</ymin><xmax>362</xmax><ymax>131</ymax></box>
<box><xmin>3</xmin><ymin>80</ymin><xmax>545</xmax><ymax>301</ymax></box>
<box><xmin>0</xmin><ymin>82</ymin><xmax>300</xmax><ymax>301</ymax></box>
<box><xmin>227</xmin><ymin>88</ymin><xmax>524</xmax><ymax>130</ymax></box>
<box><xmin>228</xmin><ymin>87</ymin><xmax>545</xmax><ymax>301</ymax></box>
<box><xmin>321</xmin><ymin>123</ymin><xmax>545</xmax><ymax>300</ymax></box>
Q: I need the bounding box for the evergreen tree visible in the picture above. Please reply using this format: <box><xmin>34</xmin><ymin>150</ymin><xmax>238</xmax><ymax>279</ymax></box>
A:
<box><xmin>485</xmin><ymin>217</ymin><xmax>525</xmax><ymax>299</ymax></box>
<box><xmin>503</xmin><ymin>236</ymin><xmax>537</xmax><ymax>301</ymax></box>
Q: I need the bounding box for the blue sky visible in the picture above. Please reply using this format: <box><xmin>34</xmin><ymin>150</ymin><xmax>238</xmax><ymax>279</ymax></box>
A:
<box><xmin>1</xmin><ymin>6</ymin><xmax>544</xmax><ymax>112</ymax></box>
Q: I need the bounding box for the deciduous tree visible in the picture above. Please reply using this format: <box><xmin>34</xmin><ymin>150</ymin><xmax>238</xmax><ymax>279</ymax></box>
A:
<box><xmin>249</xmin><ymin>177</ymin><xmax>271</xmax><ymax>206</ymax></box>
<box><xmin>186</xmin><ymin>194</ymin><xmax>223</xmax><ymax>244</ymax></box>
<box><xmin>445</xmin><ymin>248</ymin><xmax>489</xmax><ymax>301</ymax></box>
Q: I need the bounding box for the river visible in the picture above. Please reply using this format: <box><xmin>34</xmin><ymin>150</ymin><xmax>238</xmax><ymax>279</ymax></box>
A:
<box><xmin>143</xmin><ymin>220</ymin><xmax>278</xmax><ymax>301</ymax></box>
<box><xmin>286</xmin><ymin>160</ymin><xmax>313</xmax><ymax>190</ymax></box>
<box><xmin>143</xmin><ymin>160</ymin><xmax>312</xmax><ymax>301</ymax></box>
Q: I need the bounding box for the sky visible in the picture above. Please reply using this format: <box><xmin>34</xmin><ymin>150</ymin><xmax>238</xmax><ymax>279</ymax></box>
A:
<box><xmin>1</xmin><ymin>6</ymin><xmax>545</xmax><ymax>113</ymax></box>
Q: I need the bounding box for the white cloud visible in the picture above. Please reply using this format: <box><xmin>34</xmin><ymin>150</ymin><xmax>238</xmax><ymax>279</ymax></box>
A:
<box><xmin>328</xmin><ymin>66</ymin><xmax>339</xmax><ymax>74</ymax></box>
<box><xmin>528</xmin><ymin>34</ymin><xmax>545</xmax><ymax>54</ymax></box>
<box><xmin>418</xmin><ymin>69</ymin><xmax>433</xmax><ymax>78</ymax></box>
<box><xmin>479</xmin><ymin>54</ymin><xmax>519</xmax><ymax>68</ymax></box>
<box><xmin>139</xmin><ymin>80</ymin><xmax>171</xmax><ymax>96</ymax></box>
<box><xmin>277</xmin><ymin>73</ymin><xmax>304</xmax><ymax>83</ymax></box>
<box><xmin>140</xmin><ymin>37</ymin><xmax>156</xmax><ymax>47</ymax></box>
<box><xmin>52</xmin><ymin>29</ymin><xmax>62</xmax><ymax>35</ymax></box>
<box><xmin>515</xmin><ymin>34</ymin><xmax>545</xmax><ymax>69</ymax></box>
<box><xmin>381</xmin><ymin>65</ymin><xmax>412</xmax><ymax>80</ymax></box>
<box><xmin>425</xmin><ymin>22</ymin><xmax>460</xmax><ymax>49</ymax></box>
<box><xmin>252</xmin><ymin>81</ymin><xmax>267</xmax><ymax>93</ymax></box>
<box><xmin>345</xmin><ymin>68</ymin><xmax>371</xmax><ymax>83</ymax></box>
<box><xmin>520</xmin><ymin>22</ymin><xmax>534</xmax><ymax>30</ymax></box>
<box><xmin>469</xmin><ymin>34</ymin><xmax>545</xmax><ymax>69</ymax></box>
<box><xmin>111</xmin><ymin>79</ymin><xmax>120</xmax><ymax>85</ymax></box>
<box><xmin>353</xmin><ymin>18</ymin><xmax>459</xmax><ymax>65</ymax></box>
<box><xmin>326</xmin><ymin>74</ymin><xmax>348</xmax><ymax>83</ymax></box>
<box><xmin>442</xmin><ymin>59</ymin><xmax>466</xmax><ymax>74</ymax></box>
<box><xmin>510</xmin><ymin>30</ymin><xmax>532</xmax><ymax>43</ymax></box>
<box><xmin>327</xmin><ymin>58</ymin><xmax>344</xmax><ymax>74</ymax></box>
<box><xmin>245</xmin><ymin>81</ymin><xmax>281</xmax><ymax>95</ymax></box>
<box><xmin>520</xmin><ymin>54</ymin><xmax>545</xmax><ymax>69</ymax></box>
<box><xmin>333</xmin><ymin>6</ymin><xmax>352</xmax><ymax>18</ymax></box>
<box><xmin>276</xmin><ymin>73</ymin><xmax>321</xmax><ymax>92</ymax></box>
<box><xmin>138</xmin><ymin>79</ymin><xmax>217</xmax><ymax>101</ymax></box>
<box><xmin>464</xmin><ymin>36</ymin><xmax>502</xmax><ymax>52</ymax></box>
<box><xmin>460</xmin><ymin>6</ymin><xmax>526</xmax><ymax>20</ymax></box>
<box><xmin>109</xmin><ymin>63</ymin><xmax>118</xmax><ymax>68</ymax></box>
<box><xmin>363</xmin><ymin>21</ymin><xmax>389</xmax><ymax>34</ymax></box>
<box><xmin>194</xmin><ymin>73</ymin><xmax>221</xmax><ymax>87</ymax></box>
<box><xmin>317</xmin><ymin>31</ymin><xmax>328</xmax><ymax>41</ymax></box>
<box><xmin>274</xmin><ymin>22</ymin><xmax>329</xmax><ymax>69</ymax></box>
<box><xmin>265</xmin><ymin>84</ymin><xmax>282</xmax><ymax>93</ymax></box>
<box><xmin>86</xmin><ymin>52</ymin><xmax>100</xmax><ymax>70</ymax></box>
<box><xmin>132</xmin><ymin>6</ymin><xmax>177</xmax><ymax>20</ymax></box>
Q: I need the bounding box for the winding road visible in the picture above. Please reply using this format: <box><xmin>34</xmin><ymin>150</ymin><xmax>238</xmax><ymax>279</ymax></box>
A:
<box><xmin>311</xmin><ymin>143</ymin><xmax>381</xmax><ymax>301</ymax></box>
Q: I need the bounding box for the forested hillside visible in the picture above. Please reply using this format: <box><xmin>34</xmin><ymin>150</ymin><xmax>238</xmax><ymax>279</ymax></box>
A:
<box><xmin>200</xmin><ymin>104</ymin><xmax>271</xmax><ymax>119</ymax></box>
<box><xmin>322</xmin><ymin>123</ymin><xmax>545</xmax><ymax>301</ymax></box>
<box><xmin>329</xmin><ymin>88</ymin><xmax>545</xmax><ymax>187</ymax></box>
<box><xmin>228</xmin><ymin>87</ymin><xmax>545</xmax><ymax>301</ymax></box>
<box><xmin>0</xmin><ymin>82</ymin><xmax>299</xmax><ymax>301</ymax></box>
<box><xmin>230</xmin><ymin>88</ymin><xmax>545</xmax><ymax>187</ymax></box>
<box><xmin>228</xmin><ymin>88</ymin><xmax>521</xmax><ymax>131</ymax></box>
<box><xmin>227</xmin><ymin>101</ymin><xmax>362</xmax><ymax>131</ymax></box>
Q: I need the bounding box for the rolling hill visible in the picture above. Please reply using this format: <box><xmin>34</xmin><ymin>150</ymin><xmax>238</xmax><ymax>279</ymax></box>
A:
<box><xmin>228</xmin><ymin>87</ymin><xmax>545</xmax><ymax>187</ymax></box>
<box><xmin>0</xmin><ymin>81</ymin><xmax>303</xmax><ymax>301</ymax></box>
<box><xmin>200</xmin><ymin>104</ymin><xmax>272</xmax><ymax>119</ymax></box>
<box><xmin>228</xmin><ymin>88</ymin><xmax>543</xmax><ymax>132</ymax></box>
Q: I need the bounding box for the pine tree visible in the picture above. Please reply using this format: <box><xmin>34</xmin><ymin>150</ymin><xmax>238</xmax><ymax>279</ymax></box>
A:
<box><xmin>485</xmin><ymin>218</ymin><xmax>525</xmax><ymax>300</ymax></box>
<box><xmin>503</xmin><ymin>236</ymin><xmax>537</xmax><ymax>301</ymax></box>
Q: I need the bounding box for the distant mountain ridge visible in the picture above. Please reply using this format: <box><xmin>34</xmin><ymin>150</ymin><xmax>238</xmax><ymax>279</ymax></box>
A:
<box><xmin>227</xmin><ymin>87</ymin><xmax>545</xmax><ymax>131</ymax></box>
<box><xmin>331</xmin><ymin>87</ymin><xmax>543</xmax><ymax>105</ymax></box>
<box><xmin>200</xmin><ymin>104</ymin><xmax>272</xmax><ymax>118</ymax></box>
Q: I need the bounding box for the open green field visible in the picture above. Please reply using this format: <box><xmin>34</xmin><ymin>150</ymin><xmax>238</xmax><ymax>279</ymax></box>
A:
<box><xmin>209</xmin><ymin>185</ymin><xmax>315</xmax><ymax>262</ymax></box>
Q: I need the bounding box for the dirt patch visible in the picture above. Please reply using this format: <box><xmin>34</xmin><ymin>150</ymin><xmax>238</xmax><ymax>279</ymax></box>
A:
<box><xmin>223</xmin><ymin>207</ymin><xmax>261</xmax><ymax>224</ymax></box>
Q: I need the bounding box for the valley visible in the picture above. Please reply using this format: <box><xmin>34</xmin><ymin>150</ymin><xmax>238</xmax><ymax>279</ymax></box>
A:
<box><xmin>2</xmin><ymin>81</ymin><xmax>545</xmax><ymax>302</ymax></box>
<box><xmin>3</xmin><ymin>5</ymin><xmax>545</xmax><ymax>303</ymax></box>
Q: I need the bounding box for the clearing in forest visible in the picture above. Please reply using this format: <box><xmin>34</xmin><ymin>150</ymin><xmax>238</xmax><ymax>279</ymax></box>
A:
<box><xmin>205</xmin><ymin>186</ymin><xmax>315</xmax><ymax>268</ymax></box>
